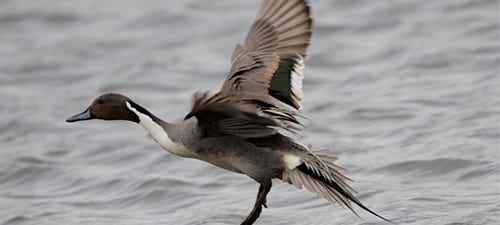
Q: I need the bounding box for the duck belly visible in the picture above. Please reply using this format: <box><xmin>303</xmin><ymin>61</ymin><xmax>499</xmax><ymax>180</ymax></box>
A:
<box><xmin>197</xmin><ymin>136</ymin><xmax>286</xmax><ymax>182</ymax></box>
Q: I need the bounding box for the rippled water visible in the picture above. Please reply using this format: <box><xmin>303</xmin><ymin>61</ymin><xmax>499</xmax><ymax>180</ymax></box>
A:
<box><xmin>1</xmin><ymin>0</ymin><xmax>499</xmax><ymax>224</ymax></box>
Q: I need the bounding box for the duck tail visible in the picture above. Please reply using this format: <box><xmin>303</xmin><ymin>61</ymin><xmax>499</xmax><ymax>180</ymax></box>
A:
<box><xmin>282</xmin><ymin>149</ymin><xmax>391</xmax><ymax>222</ymax></box>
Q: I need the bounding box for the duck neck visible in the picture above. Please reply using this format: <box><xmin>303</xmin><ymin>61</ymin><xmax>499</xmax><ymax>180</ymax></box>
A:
<box><xmin>125</xmin><ymin>101</ymin><xmax>170</xmax><ymax>140</ymax></box>
<box><xmin>125</xmin><ymin>101</ymin><xmax>163</xmax><ymax>122</ymax></box>
<box><xmin>125</xmin><ymin>101</ymin><xmax>196</xmax><ymax>158</ymax></box>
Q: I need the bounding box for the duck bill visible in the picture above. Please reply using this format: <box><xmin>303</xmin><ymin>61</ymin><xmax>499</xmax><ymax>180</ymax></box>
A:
<box><xmin>66</xmin><ymin>108</ymin><xmax>94</xmax><ymax>122</ymax></box>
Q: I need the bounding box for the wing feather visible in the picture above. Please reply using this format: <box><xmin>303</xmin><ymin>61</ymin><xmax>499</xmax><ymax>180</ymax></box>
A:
<box><xmin>185</xmin><ymin>92</ymin><xmax>296</xmax><ymax>138</ymax></box>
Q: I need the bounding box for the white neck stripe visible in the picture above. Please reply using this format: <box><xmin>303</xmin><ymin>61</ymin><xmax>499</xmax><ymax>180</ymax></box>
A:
<box><xmin>125</xmin><ymin>102</ymin><xmax>196</xmax><ymax>158</ymax></box>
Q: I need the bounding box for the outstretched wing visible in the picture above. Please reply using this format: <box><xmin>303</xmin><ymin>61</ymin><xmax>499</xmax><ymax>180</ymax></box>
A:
<box><xmin>220</xmin><ymin>0</ymin><xmax>312</xmax><ymax>111</ymax></box>
<box><xmin>186</xmin><ymin>0</ymin><xmax>312</xmax><ymax>138</ymax></box>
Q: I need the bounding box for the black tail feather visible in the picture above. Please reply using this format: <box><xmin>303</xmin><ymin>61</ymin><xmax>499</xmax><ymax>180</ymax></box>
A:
<box><xmin>297</xmin><ymin>163</ymin><xmax>393</xmax><ymax>223</ymax></box>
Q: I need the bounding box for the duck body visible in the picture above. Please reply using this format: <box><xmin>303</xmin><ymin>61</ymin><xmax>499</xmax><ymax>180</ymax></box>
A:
<box><xmin>66</xmin><ymin>0</ymin><xmax>390</xmax><ymax>224</ymax></box>
<box><xmin>125</xmin><ymin>97</ymin><xmax>300</xmax><ymax>183</ymax></box>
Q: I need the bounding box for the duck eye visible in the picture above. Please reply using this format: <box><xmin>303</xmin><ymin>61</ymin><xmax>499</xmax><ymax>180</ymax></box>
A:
<box><xmin>97</xmin><ymin>99</ymin><xmax>104</xmax><ymax>104</ymax></box>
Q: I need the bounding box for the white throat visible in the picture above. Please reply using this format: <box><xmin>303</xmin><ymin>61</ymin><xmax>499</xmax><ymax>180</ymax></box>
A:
<box><xmin>125</xmin><ymin>102</ymin><xmax>196</xmax><ymax>158</ymax></box>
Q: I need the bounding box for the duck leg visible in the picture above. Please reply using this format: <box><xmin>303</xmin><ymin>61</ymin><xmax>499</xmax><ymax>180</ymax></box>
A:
<box><xmin>240</xmin><ymin>182</ymin><xmax>272</xmax><ymax>225</ymax></box>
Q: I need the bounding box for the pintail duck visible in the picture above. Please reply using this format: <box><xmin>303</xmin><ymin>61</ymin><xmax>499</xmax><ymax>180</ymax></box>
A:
<box><xmin>67</xmin><ymin>0</ymin><xmax>390</xmax><ymax>224</ymax></box>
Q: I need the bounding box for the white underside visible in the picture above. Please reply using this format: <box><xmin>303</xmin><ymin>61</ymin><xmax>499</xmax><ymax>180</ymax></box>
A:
<box><xmin>126</xmin><ymin>102</ymin><xmax>197</xmax><ymax>158</ymax></box>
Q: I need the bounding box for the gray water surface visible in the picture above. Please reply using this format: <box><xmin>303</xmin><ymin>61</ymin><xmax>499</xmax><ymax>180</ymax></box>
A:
<box><xmin>1</xmin><ymin>0</ymin><xmax>499</xmax><ymax>224</ymax></box>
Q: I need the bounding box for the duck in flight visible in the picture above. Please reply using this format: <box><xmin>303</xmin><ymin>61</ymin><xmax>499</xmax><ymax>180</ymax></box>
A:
<box><xmin>67</xmin><ymin>0</ymin><xmax>390</xmax><ymax>224</ymax></box>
